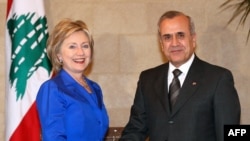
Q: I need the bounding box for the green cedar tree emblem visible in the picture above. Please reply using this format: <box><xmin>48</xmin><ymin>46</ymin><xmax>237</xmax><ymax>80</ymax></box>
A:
<box><xmin>7</xmin><ymin>13</ymin><xmax>52</xmax><ymax>101</ymax></box>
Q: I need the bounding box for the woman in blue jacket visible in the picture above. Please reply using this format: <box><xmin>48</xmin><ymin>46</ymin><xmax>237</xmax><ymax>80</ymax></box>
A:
<box><xmin>36</xmin><ymin>19</ymin><xmax>109</xmax><ymax>141</ymax></box>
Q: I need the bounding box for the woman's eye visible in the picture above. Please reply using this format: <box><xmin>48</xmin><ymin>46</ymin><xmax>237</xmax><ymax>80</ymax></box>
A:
<box><xmin>69</xmin><ymin>45</ymin><xmax>76</xmax><ymax>49</ymax></box>
<box><xmin>82</xmin><ymin>44</ymin><xmax>89</xmax><ymax>48</ymax></box>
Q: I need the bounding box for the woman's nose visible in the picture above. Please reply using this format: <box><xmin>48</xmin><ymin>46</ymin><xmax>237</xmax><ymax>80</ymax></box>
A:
<box><xmin>76</xmin><ymin>47</ymin><xmax>85</xmax><ymax>55</ymax></box>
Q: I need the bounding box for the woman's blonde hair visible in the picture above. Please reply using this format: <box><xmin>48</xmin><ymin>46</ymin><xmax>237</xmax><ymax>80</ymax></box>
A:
<box><xmin>46</xmin><ymin>19</ymin><xmax>94</xmax><ymax>73</ymax></box>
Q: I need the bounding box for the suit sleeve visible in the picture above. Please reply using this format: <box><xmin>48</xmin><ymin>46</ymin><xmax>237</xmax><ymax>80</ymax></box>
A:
<box><xmin>36</xmin><ymin>81</ymin><xmax>67</xmax><ymax>141</ymax></box>
<box><xmin>120</xmin><ymin>73</ymin><xmax>148</xmax><ymax>141</ymax></box>
<box><xmin>213</xmin><ymin>70</ymin><xmax>241</xmax><ymax>141</ymax></box>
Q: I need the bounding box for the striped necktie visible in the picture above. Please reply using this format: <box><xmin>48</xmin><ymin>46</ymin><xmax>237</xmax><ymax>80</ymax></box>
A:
<box><xmin>169</xmin><ymin>69</ymin><xmax>182</xmax><ymax>111</ymax></box>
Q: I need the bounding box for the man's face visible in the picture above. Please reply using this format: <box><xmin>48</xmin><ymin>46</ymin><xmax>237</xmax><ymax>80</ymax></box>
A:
<box><xmin>159</xmin><ymin>15</ymin><xmax>196</xmax><ymax>67</ymax></box>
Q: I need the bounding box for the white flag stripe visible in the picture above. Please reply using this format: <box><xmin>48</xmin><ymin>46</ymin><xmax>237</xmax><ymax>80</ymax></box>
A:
<box><xmin>7</xmin><ymin>0</ymin><xmax>45</xmax><ymax>20</ymax></box>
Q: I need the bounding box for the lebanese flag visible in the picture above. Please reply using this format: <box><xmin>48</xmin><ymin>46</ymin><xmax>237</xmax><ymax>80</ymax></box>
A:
<box><xmin>5</xmin><ymin>0</ymin><xmax>52</xmax><ymax>141</ymax></box>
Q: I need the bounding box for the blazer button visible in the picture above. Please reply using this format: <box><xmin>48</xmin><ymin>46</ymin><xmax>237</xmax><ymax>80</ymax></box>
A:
<box><xmin>168</xmin><ymin>120</ymin><xmax>174</xmax><ymax>124</ymax></box>
<box><xmin>98</xmin><ymin>121</ymin><xmax>102</xmax><ymax>125</ymax></box>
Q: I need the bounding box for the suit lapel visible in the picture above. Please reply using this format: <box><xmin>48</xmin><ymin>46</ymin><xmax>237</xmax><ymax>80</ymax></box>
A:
<box><xmin>153</xmin><ymin>64</ymin><xmax>171</xmax><ymax>115</ymax></box>
<box><xmin>171</xmin><ymin>56</ymin><xmax>204</xmax><ymax>116</ymax></box>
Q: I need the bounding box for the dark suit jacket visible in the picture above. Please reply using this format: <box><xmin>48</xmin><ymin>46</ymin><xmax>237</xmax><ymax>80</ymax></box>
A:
<box><xmin>120</xmin><ymin>56</ymin><xmax>241</xmax><ymax>141</ymax></box>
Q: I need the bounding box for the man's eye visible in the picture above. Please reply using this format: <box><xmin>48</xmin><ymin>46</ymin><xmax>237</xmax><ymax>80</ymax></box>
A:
<box><xmin>177</xmin><ymin>32</ymin><xmax>185</xmax><ymax>39</ymax></box>
<box><xmin>163</xmin><ymin>35</ymin><xmax>172</xmax><ymax>41</ymax></box>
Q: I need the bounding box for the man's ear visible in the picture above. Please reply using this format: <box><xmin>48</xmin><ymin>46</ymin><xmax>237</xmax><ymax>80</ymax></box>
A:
<box><xmin>192</xmin><ymin>33</ymin><xmax>197</xmax><ymax>47</ymax></box>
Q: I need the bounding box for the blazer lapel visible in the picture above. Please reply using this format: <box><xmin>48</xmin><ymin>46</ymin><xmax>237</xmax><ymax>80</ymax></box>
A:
<box><xmin>88</xmin><ymin>80</ymin><xmax>103</xmax><ymax>109</ymax></box>
<box><xmin>57</xmin><ymin>70</ymin><xmax>97</xmax><ymax>107</ymax></box>
<box><xmin>153</xmin><ymin>64</ymin><xmax>171</xmax><ymax>115</ymax></box>
<box><xmin>170</xmin><ymin>56</ymin><xmax>204</xmax><ymax>116</ymax></box>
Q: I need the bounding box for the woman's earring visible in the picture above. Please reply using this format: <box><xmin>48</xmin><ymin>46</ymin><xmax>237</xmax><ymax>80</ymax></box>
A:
<box><xmin>59</xmin><ymin>58</ymin><xmax>63</xmax><ymax>63</ymax></box>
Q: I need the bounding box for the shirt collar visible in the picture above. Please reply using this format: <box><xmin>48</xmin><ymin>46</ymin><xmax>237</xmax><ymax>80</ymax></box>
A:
<box><xmin>169</xmin><ymin>53</ymin><xmax>195</xmax><ymax>76</ymax></box>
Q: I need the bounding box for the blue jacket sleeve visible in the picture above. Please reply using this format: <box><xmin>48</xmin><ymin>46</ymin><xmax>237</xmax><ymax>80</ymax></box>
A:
<box><xmin>36</xmin><ymin>81</ymin><xmax>67</xmax><ymax>141</ymax></box>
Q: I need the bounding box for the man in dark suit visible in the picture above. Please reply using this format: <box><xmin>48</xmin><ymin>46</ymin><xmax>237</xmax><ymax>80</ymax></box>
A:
<box><xmin>120</xmin><ymin>10</ymin><xmax>241</xmax><ymax>141</ymax></box>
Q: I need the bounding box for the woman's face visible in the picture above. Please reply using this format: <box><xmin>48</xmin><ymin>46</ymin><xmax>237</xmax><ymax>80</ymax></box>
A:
<box><xmin>57</xmin><ymin>31</ymin><xmax>91</xmax><ymax>75</ymax></box>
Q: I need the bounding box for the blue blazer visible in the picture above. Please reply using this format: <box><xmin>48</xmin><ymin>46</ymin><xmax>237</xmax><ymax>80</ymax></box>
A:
<box><xmin>36</xmin><ymin>69</ymin><xmax>109</xmax><ymax>141</ymax></box>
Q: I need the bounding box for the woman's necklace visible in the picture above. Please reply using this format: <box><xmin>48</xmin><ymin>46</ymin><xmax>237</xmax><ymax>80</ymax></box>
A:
<box><xmin>75</xmin><ymin>77</ymin><xmax>92</xmax><ymax>93</ymax></box>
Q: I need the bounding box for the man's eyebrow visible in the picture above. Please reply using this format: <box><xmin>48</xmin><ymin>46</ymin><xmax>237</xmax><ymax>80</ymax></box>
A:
<box><xmin>162</xmin><ymin>32</ymin><xmax>185</xmax><ymax>35</ymax></box>
<box><xmin>177</xmin><ymin>32</ymin><xmax>185</xmax><ymax>34</ymax></box>
<box><xmin>162</xmin><ymin>33</ymin><xmax>171</xmax><ymax>37</ymax></box>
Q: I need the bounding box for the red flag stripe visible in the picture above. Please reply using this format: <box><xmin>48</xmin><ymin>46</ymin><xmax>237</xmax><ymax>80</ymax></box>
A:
<box><xmin>6</xmin><ymin>0</ymin><xmax>12</xmax><ymax>18</ymax></box>
<box><xmin>10</xmin><ymin>103</ymin><xmax>41</xmax><ymax>141</ymax></box>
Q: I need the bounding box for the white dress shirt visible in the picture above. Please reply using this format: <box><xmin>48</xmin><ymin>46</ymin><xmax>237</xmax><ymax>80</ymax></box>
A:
<box><xmin>168</xmin><ymin>53</ymin><xmax>195</xmax><ymax>91</ymax></box>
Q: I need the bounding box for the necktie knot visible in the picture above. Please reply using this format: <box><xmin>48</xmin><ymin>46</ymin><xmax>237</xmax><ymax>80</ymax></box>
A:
<box><xmin>173</xmin><ymin>69</ymin><xmax>182</xmax><ymax>78</ymax></box>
